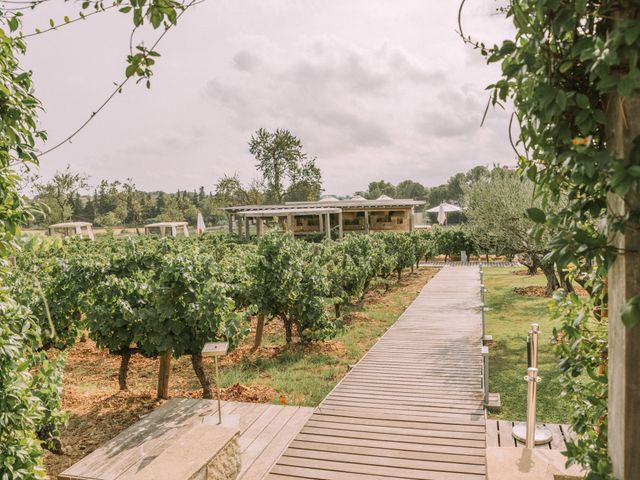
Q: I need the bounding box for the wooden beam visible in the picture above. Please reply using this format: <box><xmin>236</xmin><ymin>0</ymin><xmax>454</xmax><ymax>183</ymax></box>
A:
<box><xmin>607</xmin><ymin>93</ymin><xmax>640</xmax><ymax>479</ymax></box>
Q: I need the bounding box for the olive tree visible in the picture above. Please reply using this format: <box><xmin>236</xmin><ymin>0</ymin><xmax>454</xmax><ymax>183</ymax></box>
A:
<box><xmin>464</xmin><ymin>171</ymin><xmax>560</xmax><ymax>293</ymax></box>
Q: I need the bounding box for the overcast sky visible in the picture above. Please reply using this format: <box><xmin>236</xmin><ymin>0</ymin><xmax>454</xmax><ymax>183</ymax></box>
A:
<box><xmin>22</xmin><ymin>0</ymin><xmax>515</xmax><ymax>195</ymax></box>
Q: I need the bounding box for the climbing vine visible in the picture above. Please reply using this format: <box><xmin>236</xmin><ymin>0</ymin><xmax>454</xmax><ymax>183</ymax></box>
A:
<box><xmin>461</xmin><ymin>1</ymin><xmax>640</xmax><ymax>477</ymax></box>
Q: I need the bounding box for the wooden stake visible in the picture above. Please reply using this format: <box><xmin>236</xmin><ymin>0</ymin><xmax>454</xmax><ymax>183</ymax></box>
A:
<box><xmin>157</xmin><ymin>350</ymin><xmax>172</xmax><ymax>399</ymax></box>
<box><xmin>253</xmin><ymin>313</ymin><xmax>265</xmax><ymax>350</ymax></box>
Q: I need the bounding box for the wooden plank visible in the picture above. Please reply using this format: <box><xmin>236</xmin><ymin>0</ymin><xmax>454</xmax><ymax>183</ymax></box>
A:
<box><xmin>283</xmin><ymin>447</ymin><xmax>486</xmax><ymax>475</ymax></box>
<box><xmin>241</xmin><ymin>407</ymin><xmax>314</xmax><ymax>480</ymax></box>
<box><xmin>498</xmin><ymin>420</ymin><xmax>516</xmax><ymax>447</ymax></box>
<box><xmin>289</xmin><ymin>440</ymin><xmax>484</xmax><ymax>465</ymax></box>
<box><xmin>293</xmin><ymin>433</ymin><xmax>485</xmax><ymax>457</ymax></box>
<box><xmin>547</xmin><ymin>423</ymin><xmax>565</xmax><ymax>450</ymax></box>
<box><xmin>274</xmin><ymin>457</ymin><xmax>483</xmax><ymax>480</ymax></box>
<box><xmin>300</xmin><ymin>426</ymin><xmax>485</xmax><ymax>449</ymax></box>
<box><xmin>303</xmin><ymin>420</ymin><xmax>486</xmax><ymax>441</ymax></box>
<box><xmin>486</xmin><ymin>420</ymin><xmax>499</xmax><ymax>447</ymax></box>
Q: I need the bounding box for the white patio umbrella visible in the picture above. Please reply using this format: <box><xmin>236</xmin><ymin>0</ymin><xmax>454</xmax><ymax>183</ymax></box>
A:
<box><xmin>437</xmin><ymin>204</ymin><xmax>447</xmax><ymax>225</ymax></box>
<box><xmin>196</xmin><ymin>212</ymin><xmax>206</xmax><ymax>234</ymax></box>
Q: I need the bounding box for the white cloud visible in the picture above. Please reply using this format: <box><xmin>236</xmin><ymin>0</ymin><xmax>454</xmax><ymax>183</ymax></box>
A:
<box><xmin>22</xmin><ymin>0</ymin><xmax>516</xmax><ymax>195</ymax></box>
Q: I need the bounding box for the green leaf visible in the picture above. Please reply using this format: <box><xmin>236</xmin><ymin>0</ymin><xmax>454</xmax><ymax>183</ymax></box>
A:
<box><xmin>575</xmin><ymin>93</ymin><xmax>589</xmax><ymax>109</ymax></box>
<box><xmin>125</xmin><ymin>64</ymin><xmax>137</xmax><ymax>78</ymax></box>
<box><xmin>119</xmin><ymin>6</ymin><xmax>132</xmax><ymax>13</ymax></box>
<box><xmin>629</xmin><ymin>166</ymin><xmax>640</xmax><ymax>178</ymax></box>
<box><xmin>559</xmin><ymin>61</ymin><xmax>573</xmax><ymax>73</ymax></box>
<box><xmin>621</xmin><ymin>295</ymin><xmax>640</xmax><ymax>329</ymax></box>
<box><xmin>526</xmin><ymin>208</ymin><xmax>546</xmax><ymax>224</ymax></box>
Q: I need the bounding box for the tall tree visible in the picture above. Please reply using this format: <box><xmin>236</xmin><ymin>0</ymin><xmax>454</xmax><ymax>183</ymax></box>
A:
<box><xmin>249</xmin><ymin>128</ymin><xmax>322</xmax><ymax>203</ymax></box>
<box><xmin>357</xmin><ymin>180</ymin><xmax>397</xmax><ymax>199</ymax></box>
<box><xmin>32</xmin><ymin>165</ymin><xmax>89</xmax><ymax>224</ymax></box>
<box><xmin>396</xmin><ymin>180</ymin><xmax>427</xmax><ymax>199</ymax></box>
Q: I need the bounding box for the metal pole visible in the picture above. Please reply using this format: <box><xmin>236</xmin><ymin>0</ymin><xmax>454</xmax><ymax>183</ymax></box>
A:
<box><xmin>525</xmin><ymin>367</ymin><xmax>539</xmax><ymax>448</ymax></box>
<box><xmin>530</xmin><ymin>323</ymin><xmax>539</xmax><ymax>369</ymax></box>
<box><xmin>215</xmin><ymin>356</ymin><xmax>222</xmax><ymax>424</ymax></box>
<box><xmin>482</xmin><ymin>346</ymin><xmax>489</xmax><ymax>405</ymax></box>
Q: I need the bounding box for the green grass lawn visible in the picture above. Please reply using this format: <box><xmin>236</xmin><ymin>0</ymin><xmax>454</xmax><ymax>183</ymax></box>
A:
<box><xmin>485</xmin><ymin>267</ymin><xmax>571</xmax><ymax>423</ymax></box>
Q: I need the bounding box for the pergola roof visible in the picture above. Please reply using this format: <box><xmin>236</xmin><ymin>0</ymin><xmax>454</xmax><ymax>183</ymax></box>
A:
<box><xmin>144</xmin><ymin>222</ymin><xmax>188</xmax><ymax>227</ymax></box>
<box><xmin>49</xmin><ymin>222</ymin><xmax>92</xmax><ymax>228</ymax></box>
<box><xmin>238</xmin><ymin>207</ymin><xmax>342</xmax><ymax>218</ymax></box>
<box><xmin>225</xmin><ymin>198</ymin><xmax>424</xmax><ymax>213</ymax></box>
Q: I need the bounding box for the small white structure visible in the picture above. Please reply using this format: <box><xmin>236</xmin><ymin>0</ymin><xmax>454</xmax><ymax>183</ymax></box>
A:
<box><xmin>144</xmin><ymin>222</ymin><xmax>189</xmax><ymax>238</ymax></box>
<box><xmin>47</xmin><ymin>222</ymin><xmax>95</xmax><ymax>240</ymax></box>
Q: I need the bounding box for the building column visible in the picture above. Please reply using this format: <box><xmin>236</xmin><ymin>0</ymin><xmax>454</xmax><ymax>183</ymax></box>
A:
<box><xmin>287</xmin><ymin>214</ymin><xmax>293</xmax><ymax>237</ymax></box>
<box><xmin>319</xmin><ymin>214</ymin><xmax>324</xmax><ymax>233</ymax></box>
<box><xmin>409</xmin><ymin>207</ymin><xmax>415</xmax><ymax>232</ymax></box>
<box><xmin>245</xmin><ymin>217</ymin><xmax>250</xmax><ymax>238</ymax></box>
<box><xmin>228</xmin><ymin>214</ymin><xmax>233</xmax><ymax>234</ymax></box>
<box><xmin>364</xmin><ymin>210</ymin><xmax>370</xmax><ymax>234</ymax></box>
<box><xmin>338</xmin><ymin>211</ymin><xmax>343</xmax><ymax>239</ymax></box>
<box><xmin>324</xmin><ymin>213</ymin><xmax>331</xmax><ymax>240</ymax></box>
<box><xmin>236</xmin><ymin>216</ymin><xmax>242</xmax><ymax>237</ymax></box>
<box><xmin>257</xmin><ymin>217</ymin><xmax>264</xmax><ymax>237</ymax></box>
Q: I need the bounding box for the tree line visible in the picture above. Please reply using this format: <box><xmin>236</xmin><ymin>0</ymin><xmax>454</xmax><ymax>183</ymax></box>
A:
<box><xmin>29</xmin><ymin>158</ymin><xmax>503</xmax><ymax>228</ymax></box>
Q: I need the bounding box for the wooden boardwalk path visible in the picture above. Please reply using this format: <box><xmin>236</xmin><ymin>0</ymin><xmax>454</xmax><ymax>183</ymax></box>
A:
<box><xmin>268</xmin><ymin>266</ymin><xmax>486</xmax><ymax>480</ymax></box>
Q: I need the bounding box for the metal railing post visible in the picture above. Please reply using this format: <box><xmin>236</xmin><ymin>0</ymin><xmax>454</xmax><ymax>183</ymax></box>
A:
<box><xmin>530</xmin><ymin>323</ymin><xmax>539</xmax><ymax>368</ymax></box>
<box><xmin>512</xmin><ymin>323</ymin><xmax>551</xmax><ymax>446</ymax></box>
<box><xmin>482</xmin><ymin>346</ymin><xmax>489</xmax><ymax>405</ymax></box>
<box><xmin>525</xmin><ymin>367</ymin><xmax>539</xmax><ymax>448</ymax></box>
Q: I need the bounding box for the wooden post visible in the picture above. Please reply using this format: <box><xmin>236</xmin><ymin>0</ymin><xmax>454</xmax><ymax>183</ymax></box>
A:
<box><xmin>228</xmin><ymin>214</ymin><xmax>233</xmax><ymax>234</ymax></box>
<box><xmin>364</xmin><ymin>210</ymin><xmax>370</xmax><ymax>234</ymax></box>
<box><xmin>325</xmin><ymin>213</ymin><xmax>331</xmax><ymax>240</ymax></box>
<box><xmin>607</xmin><ymin>92</ymin><xmax>640</xmax><ymax>479</ymax></box>
<box><xmin>318</xmin><ymin>213</ymin><xmax>323</xmax><ymax>233</ymax></box>
<box><xmin>245</xmin><ymin>217</ymin><xmax>250</xmax><ymax>239</ymax></box>
<box><xmin>157</xmin><ymin>350</ymin><xmax>172</xmax><ymax>399</ymax></box>
<box><xmin>257</xmin><ymin>217</ymin><xmax>264</xmax><ymax>237</ymax></box>
<box><xmin>338</xmin><ymin>211</ymin><xmax>343</xmax><ymax>239</ymax></box>
<box><xmin>236</xmin><ymin>215</ymin><xmax>242</xmax><ymax>237</ymax></box>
